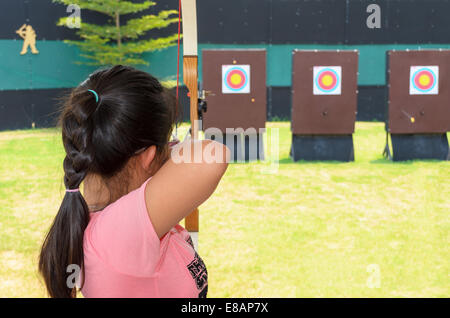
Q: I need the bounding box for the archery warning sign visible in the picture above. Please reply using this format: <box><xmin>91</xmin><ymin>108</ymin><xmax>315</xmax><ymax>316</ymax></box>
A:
<box><xmin>409</xmin><ymin>66</ymin><xmax>439</xmax><ymax>95</ymax></box>
<box><xmin>222</xmin><ymin>65</ymin><xmax>250</xmax><ymax>94</ymax></box>
<box><xmin>313</xmin><ymin>66</ymin><xmax>342</xmax><ymax>95</ymax></box>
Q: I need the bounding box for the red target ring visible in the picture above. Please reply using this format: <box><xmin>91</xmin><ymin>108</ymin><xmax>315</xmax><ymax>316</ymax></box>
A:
<box><xmin>318</xmin><ymin>71</ymin><xmax>337</xmax><ymax>90</ymax></box>
<box><xmin>225</xmin><ymin>67</ymin><xmax>248</xmax><ymax>91</ymax></box>
<box><xmin>413</xmin><ymin>70</ymin><xmax>435</xmax><ymax>91</ymax></box>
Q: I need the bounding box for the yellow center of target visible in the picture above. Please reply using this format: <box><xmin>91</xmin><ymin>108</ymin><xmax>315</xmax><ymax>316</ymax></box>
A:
<box><xmin>230</xmin><ymin>73</ymin><xmax>242</xmax><ymax>85</ymax></box>
<box><xmin>321</xmin><ymin>74</ymin><xmax>334</xmax><ymax>87</ymax></box>
<box><xmin>418</xmin><ymin>74</ymin><xmax>431</xmax><ymax>86</ymax></box>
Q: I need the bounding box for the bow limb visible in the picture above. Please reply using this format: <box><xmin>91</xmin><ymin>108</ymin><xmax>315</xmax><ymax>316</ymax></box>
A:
<box><xmin>181</xmin><ymin>0</ymin><xmax>199</xmax><ymax>251</ymax></box>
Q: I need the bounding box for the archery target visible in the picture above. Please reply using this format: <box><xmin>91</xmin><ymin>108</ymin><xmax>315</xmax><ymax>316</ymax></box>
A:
<box><xmin>410</xmin><ymin>66</ymin><xmax>439</xmax><ymax>95</ymax></box>
<box><xmin>222</xmin><ymin>65</ymin><xmax>250</xmax><ymax>94</ymax></box>
<box><xmin>313</xmin><ymin>66</ymin><xmax>342</xmax><ymax>95</ymax></box>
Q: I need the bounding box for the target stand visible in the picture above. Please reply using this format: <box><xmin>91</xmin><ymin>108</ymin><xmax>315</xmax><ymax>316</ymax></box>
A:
<box><xmin>387</xmin><ymin>50</ymin><xmax>450</xmax><ymax>161</ymax></box>
<box><xmin>291</xmin><ymin>50</ymin><xmax>359</xmax><ymax>161</ymax></box>
<box><xmin>204</xmin><ymin>132</ymin><xmax>264</xmax><ymax>162</ymax></box>
<box><xmin>202</xmin><ymin>49</ymin><xmax>267</xmax><ymax>162</ymax></box>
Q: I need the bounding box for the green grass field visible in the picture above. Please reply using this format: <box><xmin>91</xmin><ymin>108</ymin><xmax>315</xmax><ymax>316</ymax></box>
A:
<box><xmin>0</xmin><ymin>122</ymin><xmax>448</xmax><ymax>297</ymax></box>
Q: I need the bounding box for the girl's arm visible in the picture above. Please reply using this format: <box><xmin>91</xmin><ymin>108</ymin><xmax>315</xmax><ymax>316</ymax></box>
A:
<box><xmin>144</xmin><ymin>139</ymin><xmax>230</xmax><ymax>238</ymax></box>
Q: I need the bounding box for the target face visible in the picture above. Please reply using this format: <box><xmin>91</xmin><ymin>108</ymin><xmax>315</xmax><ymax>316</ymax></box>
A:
<box><xmin>222</xmin><ymin>65</ymin><xmax>250</xmax><ymax>94</ymax></box>
<box><xmin>410</xmin><ymin>66</ymin><xmax>439</xmax><ymax>95</ymax></box>
<box><xmin>313</xmin><ymin>66</ymin><xmax>342</xmax><ymax>95</ymax></box>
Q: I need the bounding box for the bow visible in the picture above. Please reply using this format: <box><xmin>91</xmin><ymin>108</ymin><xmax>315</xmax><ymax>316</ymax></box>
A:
<box><xmin>180</xmin><ymin>0</ymin><xmax>200</xmax><ymax>251</ymax></box>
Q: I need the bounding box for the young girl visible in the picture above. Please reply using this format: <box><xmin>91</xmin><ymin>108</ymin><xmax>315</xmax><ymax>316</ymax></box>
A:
<box><xmin>39</xmin><ymin>65</ymin><xmax>229</xmax><ymax>298</ymax></box>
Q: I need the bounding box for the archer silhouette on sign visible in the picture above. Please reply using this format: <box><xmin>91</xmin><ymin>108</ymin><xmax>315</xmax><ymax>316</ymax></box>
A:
<box><xmin>16</xmin><ymin>24</ymin><xmax>39</xmax><ymax>55</ymax></box>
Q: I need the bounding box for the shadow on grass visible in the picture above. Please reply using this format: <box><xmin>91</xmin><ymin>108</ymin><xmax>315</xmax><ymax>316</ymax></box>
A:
<box><xmin>229</xmin><ymin>157</ymin><xmax>353</xmax><ymax>164</ymax></box>
<box><xmin>370</xmin><ymin>158</ymin><xmax>446</xmax><ymax>164</ymax></box>
<box><xmin>278</xmin><ymin>157</ymin><xmax>353</xmax><ymax>164</ymax></box>
<box><xmin>230</xmin><ymin>157</ymin><xmax>446</xmax><ymax>165</ymax></box>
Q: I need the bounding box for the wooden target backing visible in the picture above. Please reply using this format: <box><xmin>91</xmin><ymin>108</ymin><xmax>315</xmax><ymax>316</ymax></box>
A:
<box><xmin>202</xmin><ymin>49</ymin><xmax>266</xmax><ymax>132</ymax></box>
<box><xmin>388</xmin><ymin>50</ymin><xmax>450</xmax><ymax>134</ymax></box>
<box><xmin>291</xmin><ymin>50</ymin><xmax>359</xmax><ymax>135</ymax></box>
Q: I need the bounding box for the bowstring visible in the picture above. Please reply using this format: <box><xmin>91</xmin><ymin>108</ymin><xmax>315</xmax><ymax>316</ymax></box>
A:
<box><xmin>175</xmin><ymin>0</ymin><xmax>182</xmax><ymax>140</ymax></box>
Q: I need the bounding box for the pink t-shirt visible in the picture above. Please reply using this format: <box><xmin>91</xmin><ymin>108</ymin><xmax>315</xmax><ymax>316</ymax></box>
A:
<box><xmin>81</xmin><ymin>177</ymin><xmax>208</xmax><ymax>298</ymax></box>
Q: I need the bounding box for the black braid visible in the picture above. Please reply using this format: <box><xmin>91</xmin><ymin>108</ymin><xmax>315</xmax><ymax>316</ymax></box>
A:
<box><xmin>62</xmin><ymin>121</ymin><xmax>93</xmax><ymax>190</ymax></box>
<box><xmin>39</xmin><ymin>95</ymin><xmax>94</xmax><ymax>297</ymax></box>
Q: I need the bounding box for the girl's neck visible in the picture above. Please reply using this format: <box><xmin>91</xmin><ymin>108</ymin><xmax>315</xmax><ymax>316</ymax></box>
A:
<box><xmin>83</xmin><ymin>174</ymin><xmax>112</xmax><ymax>212</ymax></box>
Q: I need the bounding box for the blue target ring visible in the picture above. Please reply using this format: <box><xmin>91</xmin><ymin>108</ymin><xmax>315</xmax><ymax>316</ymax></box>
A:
<box><xmin>224</xmin><ymin>66</ymin><xmax>249</xmax><ymax>92</ymax></box>
<box><xmin>315</xmin><ymin>68</ymin><xmax>340</xmax><ymax>93</ymax></box>
<box><xmin>411</xmin><ymin>67</ymin><xmax>437</xmax><ymax>93</ymax></box>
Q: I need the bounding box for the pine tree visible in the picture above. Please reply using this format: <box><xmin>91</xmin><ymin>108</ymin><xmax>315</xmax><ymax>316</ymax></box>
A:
<box><xmin>54</xmin><ymin>0</ymin><xmax>179</xmax><ymax>66</ymax></box>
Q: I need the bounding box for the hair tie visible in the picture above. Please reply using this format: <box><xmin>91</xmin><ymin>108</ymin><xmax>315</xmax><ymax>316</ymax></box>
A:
<box><xmin>66</xmin><ymin>188</ymin><xmax>80</xmax><ymax>193</ymax></box>
<box><xmin>87</xmin><ymin>89</ymin><xmax>99</xmax><ymax>103</ymax></box>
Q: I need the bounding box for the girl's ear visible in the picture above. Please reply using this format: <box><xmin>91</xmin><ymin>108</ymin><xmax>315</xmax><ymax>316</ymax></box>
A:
<box><xmin>139</xmin><ymin>145</ymin><xmax>157</xmax><ymax>172</ymax></box>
